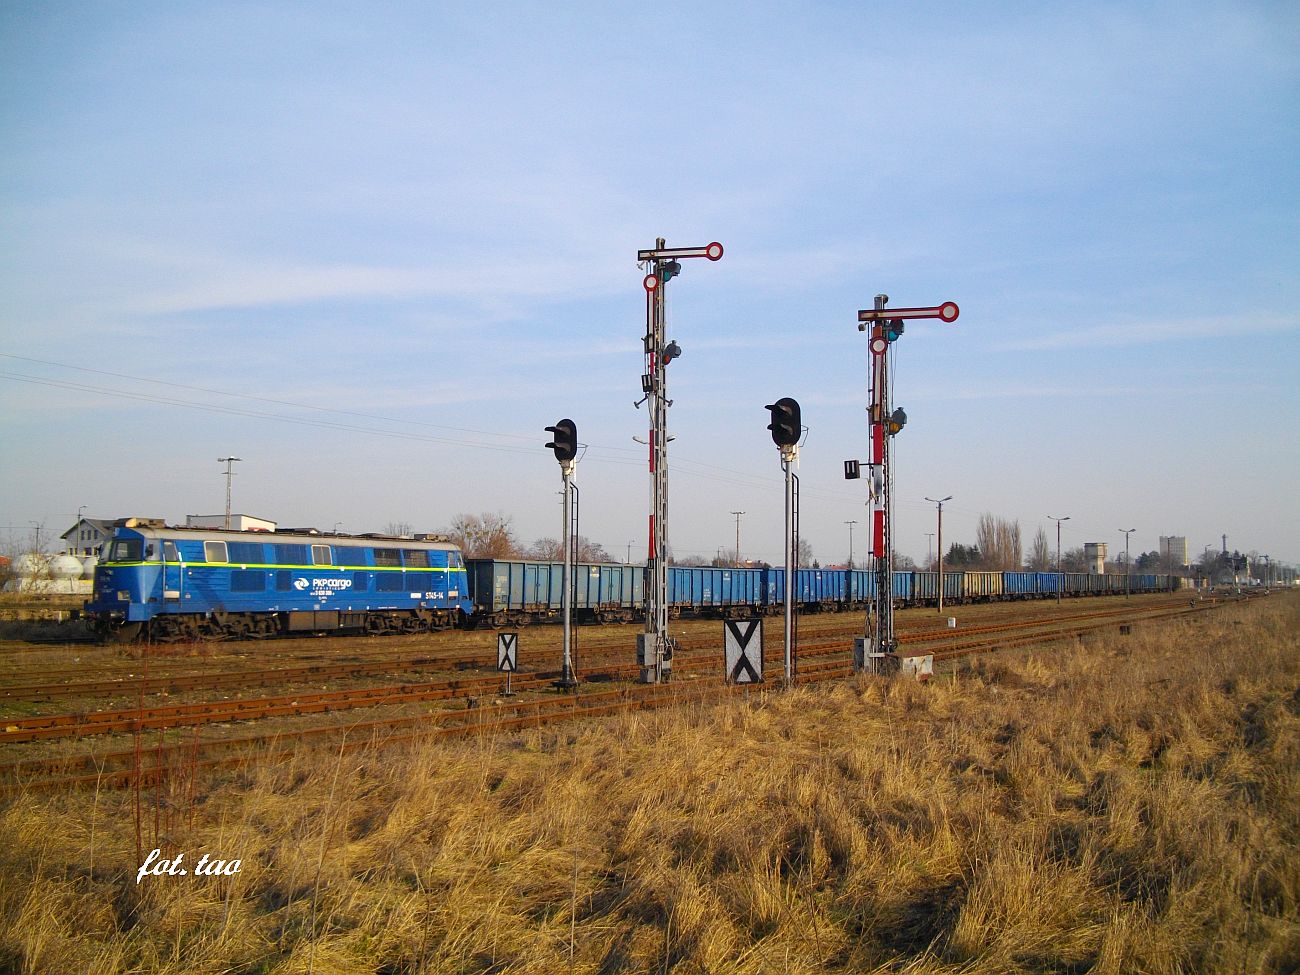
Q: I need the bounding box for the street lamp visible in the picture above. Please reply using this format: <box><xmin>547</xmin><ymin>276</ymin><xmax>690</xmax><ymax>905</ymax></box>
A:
<box><xmin>1049</xmin><ymin>515</ymin><xmax>1070</xmax><ymax>604</ymax></box>
<box><xmin>925</xmin><ymin>496</ymin><xmax>952</xmax><ymax>613</ymax></box>
<box><xmin>1119</xmin><ymin>528</ymin><xmax>1136</xmax><ymax>599</ymax></box>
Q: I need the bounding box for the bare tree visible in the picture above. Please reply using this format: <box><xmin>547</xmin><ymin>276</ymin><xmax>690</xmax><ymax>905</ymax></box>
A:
<box><xmin>526</xmin><ymin>536</ymin><xmax>612</xmax><ymax>562</ymax></box>
<box><xmin>1026</xmin><ymin>527</ymin><xmax>1052</xmax><ymax>571</ymax></box>
<box><xmin>0</xmin><ymin>531</ymin><xmax>20</xmax><ymax>590</ymax></box>
<box><xmin>383</xmin><ymin>521</ymin><xmax>413</xmax><ymax>537</ymax></box>
<box><xmin>443</xmin><ymin>512</ymin><xmax>521</xmax><ymax>559</ymax></box>
<box><xmin>976</xmin><ymin>513</ymin><xmax>1023</xmax><ymax>570</ymax></box>
<box><xmin>1060</xmin><ymin>547</ymin><xmax>1088</xmax><ymax>573</ymax></box>
<box><xmin>578</xmin><ymin>538</ymin><xmax>612</xmax><ymax>562</ymax></box>
<box><xmin>797</xmin><ymin>539</ymin><xmax>814</xmax><ymax>568</ymax></box>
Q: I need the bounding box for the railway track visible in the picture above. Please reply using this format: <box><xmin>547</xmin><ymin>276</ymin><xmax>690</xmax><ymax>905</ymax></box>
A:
<box><xmin>1</xmin><ymin>600</ymin><xmax>1204</xmax><ymax>742</ymax></box>
<box><xmin>0</xmin><ymin>595</ymin><xmax>1194</xmax><ymax>703</ymax></box>
<box><xmin>0</xmin><ymin>594</ymin><xmax>1249</xmax><ymax>794</ymax></box>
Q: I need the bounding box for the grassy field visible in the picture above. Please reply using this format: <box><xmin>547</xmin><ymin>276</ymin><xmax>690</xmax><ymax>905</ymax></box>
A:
<box><xmin>1</xmin><ymin>593</ymin><xmax>1296</xmax><ymax>974</ymax></box>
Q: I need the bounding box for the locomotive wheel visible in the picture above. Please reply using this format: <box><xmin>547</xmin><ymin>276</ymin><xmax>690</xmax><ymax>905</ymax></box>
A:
<box><xmin>100</xmin><ymin>621</ymin><xmax>143</xmax><ymax>643</ymax></box>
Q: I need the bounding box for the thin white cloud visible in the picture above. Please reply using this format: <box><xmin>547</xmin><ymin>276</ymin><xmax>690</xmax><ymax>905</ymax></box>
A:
<box><xmin>123</xmin><ymin>254</ymin><xmax>629</xmax><ymax>316</ymax></box>
<box><xmin>997</xmin><ymin>314</ymin><xmax>1299</xmax><ymax>351</ymax></box>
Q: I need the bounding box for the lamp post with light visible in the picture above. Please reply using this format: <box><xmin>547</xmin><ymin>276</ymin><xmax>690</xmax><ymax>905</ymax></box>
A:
<box><xmin>1049</xmin><ymin>515</ymin><xmax>1070</xmax><ymax>604</ymax></box>
<box><xmin>925</xmin><ymin>496</ymin><xmax>952</xmax><ymax>613</ymax></box>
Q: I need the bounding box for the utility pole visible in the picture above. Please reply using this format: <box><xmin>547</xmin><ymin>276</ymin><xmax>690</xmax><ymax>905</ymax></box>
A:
<box><xmin>1120</xmin><ymin>528</ymin><xmax>1136</xmax><ymax>598</ymax></box>
<box><xmin>852</xmin><ymin>295</ymin><xmax>959</xmax><ymax>674</ymax></box>
<box><xmin>1049</xmin><ymin>515</ymin><xmax>1070</xmax><ymax>604</ymax></box>
<box><xmin>636</xmin><ymin>238</ymin><xmax>723</xmax><ymax>683</ymax></box>
<box><xmin>845</xmin><ymin>520</ymin><xmax>858</xmax><ymax>568</ymax></box>
<box><xmin>218</xmin><ymin>457</ymin><xmax>241</xmax><ymax>530</ymax></box>
<box><xmin>731</xmin><ymin>511</ymin><xmax>745</xmax><ymax>566</ymax></box>
<box><xmin>926</xmin><ymin>496</ymin><xmax>952</xmax><ymax>613</ymax></box>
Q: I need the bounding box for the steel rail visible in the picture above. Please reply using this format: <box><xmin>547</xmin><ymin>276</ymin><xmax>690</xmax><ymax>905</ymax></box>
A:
<box><xmin>0</xmin><ymin>595</ymin><xmax>1251</xmax><ymax>792</ymax></box>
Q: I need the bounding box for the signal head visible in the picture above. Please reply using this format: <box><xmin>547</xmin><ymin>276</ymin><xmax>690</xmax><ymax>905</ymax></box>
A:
<box><xmin>544</xmin><ymin>418</ymin><xmax>578</xmax><ymax>463</ymax></box>
<box><xmin>885</xmin><ymin>319</ymin><xmax>905</xmax><ymax>342</ymax></box>
<box><xmin>886</xmin><ymin>407</ymin><xmax>907</xmax><ymax>436</ymax></box>
<box><xmin>765</xmin><ymin>396</ymin><xmax>802</xmax><ymax>447</ymax></box>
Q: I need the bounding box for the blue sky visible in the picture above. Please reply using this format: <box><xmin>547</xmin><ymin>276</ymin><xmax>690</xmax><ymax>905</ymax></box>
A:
<box><xmin>2</xmin><ymin>1</ymin><xmax>1297</xmax><ymax>568</ymax></box>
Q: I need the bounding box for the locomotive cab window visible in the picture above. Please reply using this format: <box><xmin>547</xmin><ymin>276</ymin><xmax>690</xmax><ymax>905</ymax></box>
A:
<box><xmin>373</xmin><ymin>548</ymin><xmax>401</xmax><ymax>567</ymax></box>
<box><xmin>449</xmin><ymin>552</ymin><xmax>463</xmax><ymax>569</ymax></box>
<box><xmin>108</xmin><ymin>538</ymin><xmax>143</xmax><ymax>562</ymax></box>
<box><xmin>163</xmin><ymin>542</ymin><xmax>180</xmax><ymax>562</ymax></box>
<box><xmin>204</xmin><ymin>541</ymin><xmax>228</xmax><ymax>564</ymax></box>
<box><xmin>404</xmin><ymin>550</ymin><xmax>430</xmax><ymax>568</ymax></box>
<box><xmin>311</xmin><ymin>544</ymin><xmax>332</xmax><ymax>566</ymax></box>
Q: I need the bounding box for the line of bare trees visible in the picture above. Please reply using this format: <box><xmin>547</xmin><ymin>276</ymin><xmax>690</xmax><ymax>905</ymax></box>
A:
<box><xmin>439</xmin><ymin>512</ymin><xmax>612</xmax><ymax>562</ymax></box>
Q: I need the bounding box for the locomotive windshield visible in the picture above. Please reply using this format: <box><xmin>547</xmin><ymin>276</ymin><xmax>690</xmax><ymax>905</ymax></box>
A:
<box><xmin>107</xmin><ymin>538</ymin><xmax>144</xmax><ymax>562</ymax></box>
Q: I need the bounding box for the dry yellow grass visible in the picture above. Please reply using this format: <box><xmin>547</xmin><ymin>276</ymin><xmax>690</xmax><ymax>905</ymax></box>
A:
<box><xmin>1</xmin><ymin>594</ymin><xmax>1297</xmax><ymax>974</ymax></box>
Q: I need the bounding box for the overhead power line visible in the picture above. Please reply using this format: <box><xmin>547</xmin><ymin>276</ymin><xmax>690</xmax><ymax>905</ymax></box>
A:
<box><xmin>3</xmin><ymin>353</ymin><xmax>871</xmax><ymax>502</ymax></box>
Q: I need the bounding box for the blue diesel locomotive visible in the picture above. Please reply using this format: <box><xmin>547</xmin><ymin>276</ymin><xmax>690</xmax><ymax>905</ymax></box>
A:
<box><xmin>85</xmin><ymin>521</ymin><xmax>1181</xmax><ymax>641</ymax></box>
<box><xmin>86</xmin><ymin>518</ymin><xmax>471</xmax><ymax>641</ymax></box>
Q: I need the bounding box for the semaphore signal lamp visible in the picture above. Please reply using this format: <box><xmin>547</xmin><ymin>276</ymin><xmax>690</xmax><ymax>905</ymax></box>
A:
<box><xmin>659</xmin><ymin>260</ymin><xmax>682</xmax><ymax>284</ymax></box>
<box><xmin>885</xmin><ymin>319</ymin><xmax>905</xmax><ymax>342</ymax></box>
<box><xmin>765</xmin><ymin>397</ymin><xmax>801</xmax><ymax>447</ymax></box>
<box><xmin>545</xmin><ymin>418</ymin><xmax>578</xmax><ymax>463</ymax></box>
<box><xmin>886</xmin><ymin>407</ymin><xmax>907</xmax><ymax>436</ymax></box>
<box><xmin>662</xmin><ymin>340</ymin><xmax>682</xmax><ymax>365</ymax></box>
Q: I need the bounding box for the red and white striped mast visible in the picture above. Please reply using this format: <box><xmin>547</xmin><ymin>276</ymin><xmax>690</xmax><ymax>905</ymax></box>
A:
<box><xmin>636</xmin><ymin>238</ymin><xmax>723</xmax><ymax>683</ymax></box>
<box><xmin>856</xmin><ymin>295</ymin><xmax>959</xmax><ymax>670</ymax></box>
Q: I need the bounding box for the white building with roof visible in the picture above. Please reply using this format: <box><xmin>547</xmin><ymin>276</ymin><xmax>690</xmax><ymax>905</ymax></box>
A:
<box><xmin>185</xmin><ymin>514</ymin><xmax>277</xmax><ymax>532</ymax></box>
<box><xmin>61</xmin><ymin>517</ymin><xmax>116</xmax><ymax>557</ymax></box>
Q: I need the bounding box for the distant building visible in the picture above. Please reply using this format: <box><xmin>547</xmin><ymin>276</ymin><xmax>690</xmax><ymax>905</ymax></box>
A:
<box><xmin>1083</xmin><ymin>542</ymin><xmax>1107</xmax><ymax>575</ymax></box>
<box><xmin>61</xmin><ymin>517</ymin><xmax>116</xmax><ymax>557</ymax></box>
<box><xmin>185</xmin><ymin>514</ymin><xmax>277</xmax><ymax>532</ymax></box>
<box><xmin>1159</xmin><ymin>535</ymin><xmax>1189</xmax><ymax>567</ymax></box>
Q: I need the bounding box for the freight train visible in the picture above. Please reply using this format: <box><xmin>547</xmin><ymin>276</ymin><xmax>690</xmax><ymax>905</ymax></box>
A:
<box><xmin>84</xmin><ymin>520</ymin><xmax>1182</xmax><ymax>641</ymax></box>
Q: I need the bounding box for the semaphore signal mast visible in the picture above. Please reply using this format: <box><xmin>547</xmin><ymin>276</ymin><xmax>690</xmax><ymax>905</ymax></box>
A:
<box><xmin>850</xmin><ymin>295</ymin><xmax>959</xmax><ymax>674</ymax></box>
<box><xmin>635</xmin><ymin>238</ymin><xmax>723</xmax><ymax>683</ymax></box>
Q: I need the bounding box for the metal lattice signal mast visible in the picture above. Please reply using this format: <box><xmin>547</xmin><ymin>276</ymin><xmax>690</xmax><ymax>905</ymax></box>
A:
<box><xmin>636</xmin><ymin>238</ymin><xmax>724</xmax><ymax>683</ymax></box>
<box><xmin>856</xmin><ymin>296</ymin><xmax>958</xmax><ymax>667</ymax></box>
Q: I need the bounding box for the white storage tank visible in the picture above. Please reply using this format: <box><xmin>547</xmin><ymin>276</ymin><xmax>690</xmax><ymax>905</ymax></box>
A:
<box><xmin>49</xmin><ymin>554</ymin><xmax>84</xmax><ymax>579</ymax></box>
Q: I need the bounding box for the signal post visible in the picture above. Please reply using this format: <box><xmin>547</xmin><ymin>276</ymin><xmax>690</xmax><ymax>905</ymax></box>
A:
<box><xmin>635</xmin><ymin>238</ymin><xmax>724</xmax><ymax>683</ymax></box>
<box><xmin>850</xmin><ymin>296</ymin><xmax>958</xmax><ymax>675</ymax></box>
<box><xmin>766</xmin><ymin>397</ymin><xmax>802</xmax><ymax>685</ymax></box>
<box><xmin>545</xmin><ymin>418</ymin><xmax>579</xmax><ymax>690</ymax></box>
